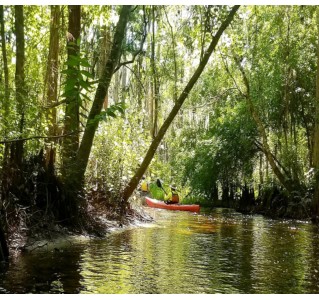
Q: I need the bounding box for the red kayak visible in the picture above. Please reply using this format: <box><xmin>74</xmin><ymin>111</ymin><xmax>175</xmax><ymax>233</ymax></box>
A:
<box><xmin>145</xmin><ymin>197</ymin><xmax>200</xmax><ymax>213</ymax></box>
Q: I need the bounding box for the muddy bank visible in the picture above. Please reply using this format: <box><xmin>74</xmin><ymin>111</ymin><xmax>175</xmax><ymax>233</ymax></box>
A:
<box><xmin>5</xmin><ymin>194</ymin><xmax>153</xmax><ymax>258</ymax></box>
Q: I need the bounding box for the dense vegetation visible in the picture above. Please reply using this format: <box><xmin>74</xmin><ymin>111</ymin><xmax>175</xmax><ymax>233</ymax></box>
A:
<box><xmin>1</xmin><ymin>5</ymin><xmax>319</xmax><ymax>262</ymax></box>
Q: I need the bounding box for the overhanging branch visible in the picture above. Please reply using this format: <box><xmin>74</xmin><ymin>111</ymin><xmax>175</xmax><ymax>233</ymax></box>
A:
<box><xmin>113</xmin><ymin>6</ymin><xmax>148</xmax><ymax>73</ymax></box>
<box><xmin>0</xmin><ymin>131</ymin><xmax>81</xmax><ymax>144</ymax></box>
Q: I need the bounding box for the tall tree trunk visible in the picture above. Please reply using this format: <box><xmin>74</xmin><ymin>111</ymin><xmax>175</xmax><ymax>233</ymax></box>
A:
<box><xmin>136</xmin><ymin>54</ymin><xmax>144</xmax><ymax>109</ymax></box>
<box><xmin>14</xmin><ymin>5</ymin><xmax>26</xmax><ymax>170</ymax></box>
<box><xmin>121</xmin><ymin>54</ymin><xmax>127</xmax><ymax>102</ymax></box>
<box><xmin>97</xmin><ymin>24</ymin><xmax>111</xmax><ymax>79</ymax></box>
<box><xmin>62</xmin><ymin>5</ymin><xmax>81</xmax><ymax>179</ymax></box>
<box><xmin>122</xmin><ymin>5</ymin><xmax>240</xmax><ymax>204</ymax></box>
<box><xmin>0</xmin><ymin>5</ymin><xmax>9</xmax><ymax>131</ymax></box>
<box><xmin>312</xmin><ymin>8</ymin><xmax>319</xmax><ymax>222</ymax></box>
<box><xmin>43</xmin><ymin>5</ymin><xmax>60</xmax><ymax>169</ymax></box>
<box><xmin>150</xmin><ymin>6</ymin><xmax>159</xmax><ymax>138</ymax></box>
<box><xmin>0</xmin><ymin>5</ymin><xmax>10</xmax><ymax>201</ymax></box>
<box><xmin>62</xmin><ymin>5</ymin><xmax>131</xmax><ymax>216</ymax></box>
<box><xmin>44</xmin><ymin>5</ymin><xmax>60</xmax><ymax>138</ymax></box>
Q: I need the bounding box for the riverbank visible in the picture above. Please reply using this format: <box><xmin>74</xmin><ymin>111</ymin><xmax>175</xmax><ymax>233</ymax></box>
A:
<box><xmin>6</xmin><ymin>194</ymin><xmax>153</xmax><ymax>257</ymax></box>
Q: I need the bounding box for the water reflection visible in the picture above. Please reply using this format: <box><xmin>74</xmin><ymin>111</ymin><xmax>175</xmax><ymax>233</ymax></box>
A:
<box><xmin>0</xmin><ymin>208</ymin><xmax>319</xmax><ymax>293</ymax></box>
<box><xmin>0</xmin><ymin>243</ymin><xmax>84</xmax><ymax>293</ymax></box>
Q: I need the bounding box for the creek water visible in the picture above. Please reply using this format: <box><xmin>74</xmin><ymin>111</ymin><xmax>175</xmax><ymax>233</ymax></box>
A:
<box><xmin>1</xmin><ymin>207</ymin><xmax>319</xmax><ymax>294</ymax></box>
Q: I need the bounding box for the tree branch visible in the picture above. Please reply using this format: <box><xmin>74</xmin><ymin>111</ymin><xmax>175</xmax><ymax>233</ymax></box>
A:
<box><xmin>220</xmin><ymin>51</ymin><xmax>246</xmax><ymax>97</ymax></box>
<box><xmin>114</xmin><ymin>6</ymin><xmax>148</xmax><ymax>73</ymax></box>
<box><xmin>123</xmin><ymin>64</ymin><xmax>147</xmax><ymax>94</ymax></box>
<box><xmin>0</xmin><ymin>131</ymin><xmax>80</xmax><ymax>144</ymax></box>
<box><xmin>254</xmin><ymin>139</ymin><xmax>291</xmax><ymax>178</ymax></box>
<box><xmin>43</xmin><ymin>98</ymin><xmax>68</xmax><ymax>109</ymax></box>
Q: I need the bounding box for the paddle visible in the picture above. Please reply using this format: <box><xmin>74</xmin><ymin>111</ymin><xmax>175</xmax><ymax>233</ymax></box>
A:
<box><xmin>156</xmin><ymin>178</ymin><xmax>167</xmax><ymax>195</ymax></box>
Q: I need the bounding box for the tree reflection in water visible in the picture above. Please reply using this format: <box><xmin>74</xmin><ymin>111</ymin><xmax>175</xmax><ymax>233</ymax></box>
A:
<box><xmin>0</xmin><ymin>208</ymin><xmax>319</xmax><ymax>293</ymax></box>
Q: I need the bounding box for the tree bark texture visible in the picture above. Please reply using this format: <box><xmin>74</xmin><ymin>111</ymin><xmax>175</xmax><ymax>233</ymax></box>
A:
<box><xmin>0</xmin><ymin>5</ymin><xmax>9</xmax><ymax>130</ymax></box>
<box><xmin>14</xmin><ymin>5</ymin><xmax>26</xmax><ymax>169</ymax></box>
<box><xmin>44</xmin><ymin>5</ymin><xmax>60</xmax><ymax>137</ymax></box>
<box><xmin>312</xmin><ymin>8</ymin><xmax>319</xmax><ymax>222</ymax></box>
<box><xmin>62</xmin><ymin>5</ymin><xmax>81</xmax><ymax>179</ymax></box>
<box><xmin>122</xmin><ymin>5</ymin><xmax>240</xmax><ymax>204</ymax></box>
<box><xmin>0</xmin><ymin>5</ymin><xmax>10</xmax><ymax>201</ymax></box>
<box><xmin>151</xmin><ymin>6</ymin><xmax>159</xmax><ymax>138</ymax></box>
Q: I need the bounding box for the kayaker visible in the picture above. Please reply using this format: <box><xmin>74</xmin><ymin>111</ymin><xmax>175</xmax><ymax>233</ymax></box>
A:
<box><xmin>164</xmin><ymin>184</ymin><xmax>180</xmax><ymax>204</ymax></box>
<box><xmin>140</xmin><ymin>175</ymin><xmax>149</xmax><ymax>193</ymax></box>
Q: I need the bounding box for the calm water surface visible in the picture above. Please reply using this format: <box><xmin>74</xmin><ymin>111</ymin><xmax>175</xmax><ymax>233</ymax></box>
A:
<box><xmin>1</xmin><ymin>207</ymin><xmax>319</xmax><ymax>294</ymax></box>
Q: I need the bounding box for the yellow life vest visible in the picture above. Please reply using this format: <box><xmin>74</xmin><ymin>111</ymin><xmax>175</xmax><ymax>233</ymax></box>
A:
<box><xmin>141</xmin><ymin>180</ymin><xmax>148</xmax><ymax>192</ymax></box>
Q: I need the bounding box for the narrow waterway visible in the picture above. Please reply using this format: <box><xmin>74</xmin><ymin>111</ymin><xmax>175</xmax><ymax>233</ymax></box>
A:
<box><xmin>1</xmin><ymin>207</ymin><xmax>319</xmax><ymax>294</ymax></box>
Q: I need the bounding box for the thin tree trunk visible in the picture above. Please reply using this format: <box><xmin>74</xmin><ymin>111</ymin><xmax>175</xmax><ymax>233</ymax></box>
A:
<box><xmin>0</xmin><ymin>5</ymin><xmax>10</xmax><ymax>201</ymax></box>
<box><xmin>43</xmin><ymin>5</ymin><xmax>60</xmax><ymax>170</ymax></box>
<box><xmin>259</xmin><ymin>153</ymin><xmax>264</xmax><ymax>185</ymax></box>
<box><xmin>44</xmin><ymin>5</ymin><xmax>60</xmax><ymax>138</ymax></box>
<box><xmin>97</xmin><ymin>25</ymin><xmax>111</xmax><ymax>78</ymax></box>
<box><xmin>0</xmin><ymin>5</ymin><xmax>9</xmax><ymax>130</ymax></box>
<box><xmin>136</xmin><ymin>54</ymin><xmax>144</xmax><ymax>109</ymax></box>
<box><xmin>312</xmin><ymin>8</ymin><xmax>319</xmax><ymax>222</ymax></box>
<box><xmin>121</xmin><ymin>54</ymin><xmax>127</xmax><ymax>102</ymax></box>
<box><xmin>151</xmin><ymin>6</ymin><xmax>159</xmax><ymax>138</ymax></box>
<box><xmin>13</xmin><ymin>5</ymin><xmax>26</xmax><ymax>173</ymax></box>
<box><xmin>122</xmin><ymin>5</ymin><xmax>240</xmax><ymax>204</ymax></box>
<box><xmin>114</xmin><ymin>71</ymin><xmax>120</xmax><ymax>103</ymax></box>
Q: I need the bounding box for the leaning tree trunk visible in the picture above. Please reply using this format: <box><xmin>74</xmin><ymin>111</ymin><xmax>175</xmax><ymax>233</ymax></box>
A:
<box><xmin>312</xmin><ymin>8</ymin><xmax>319</xmax><ymax>222</ymax></box>
<box><xmin>121</xmin><ymin>5</ymin><xmax>240</xmax><ymax>205</ymax></box>
<box><xmin>61</xmin><ymin>5</ymin><xmax>132</xmax><ymax>220</ymax></box>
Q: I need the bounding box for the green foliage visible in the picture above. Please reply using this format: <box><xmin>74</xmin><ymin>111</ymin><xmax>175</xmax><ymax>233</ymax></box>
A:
<box><xmin>61</xmin><ymin>52</ymin><xmax>96</xmax><ymax>100</ymax></box>
<box><xmin>0</xmin><ymin>5</ymin><xmax>318</xmax><ymax>214</ymax></box>
<box><xmin>88</xmin><ymin>102</ymin><xmax>127</xmax><ymax>126</ymax></box>
<box><xmin>159</xmin><ymin>6</ymin><xmax>318</xmax><ymax>206</ymax></box>
<box><xmin>86</xmin><ymin>108</ymin><xmax>152</xmax><ymax>201</ymax></box>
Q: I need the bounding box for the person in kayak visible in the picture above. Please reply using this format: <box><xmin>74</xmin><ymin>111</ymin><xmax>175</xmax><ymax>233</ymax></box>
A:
<box><xmin>164</xmin><ymin>184</ymin><xmax>180</xmax><ymax>204</ymax></box>
<box><xmin>139</xmin><ymin>175</ymin><xmax>149</xmax><ymax>193</ymax></box>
